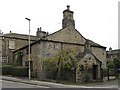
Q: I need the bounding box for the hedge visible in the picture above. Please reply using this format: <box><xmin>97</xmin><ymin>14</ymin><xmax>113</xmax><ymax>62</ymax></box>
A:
<box><xmin>12</xmin><ymin>66</ymin><xmax>28</xmax><ymax>77</ymax></box>
<box><xmin>0</xmin><ymin>65</ymin><xmax>28</xmax><ymax>77</ymax></box>
<box><xmin>0</xmin><ymin>65</ymin><xmax>12</xmax><ymax>75</ymax></box>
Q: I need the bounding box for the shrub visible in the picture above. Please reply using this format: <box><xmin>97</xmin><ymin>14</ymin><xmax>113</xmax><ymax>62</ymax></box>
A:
<box><xmin>12</xmin><ymin>66</ymin><xmax>28</xmax><ymax>77</ymax></box>
<box><xmin>0</xmin><ymin>65</ymin><xmax>12</xmax><ymax>75</ymax></box>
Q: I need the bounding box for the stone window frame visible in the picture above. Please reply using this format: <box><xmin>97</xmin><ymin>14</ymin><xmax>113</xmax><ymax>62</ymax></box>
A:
<box><xmin>54</xmin><ymin>43</ymin><xmax>59</xmax><ymax>49</ymax></box>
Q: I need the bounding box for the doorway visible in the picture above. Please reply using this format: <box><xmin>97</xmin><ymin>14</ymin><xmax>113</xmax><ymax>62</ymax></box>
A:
<box><xmin>92</xmin><ymin>65</ymin><xmax>98</xmax><ymax>80</ymax></box>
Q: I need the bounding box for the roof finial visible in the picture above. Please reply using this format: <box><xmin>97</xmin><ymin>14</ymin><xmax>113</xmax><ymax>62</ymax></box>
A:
<box><xmin>67</xmin><ymin>5</ymin><xmax>70</xmax><ymax>10</ymax></box>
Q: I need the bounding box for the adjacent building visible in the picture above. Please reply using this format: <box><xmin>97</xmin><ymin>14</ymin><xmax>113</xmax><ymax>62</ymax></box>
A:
<box><xmin>0</xmin><ymin>27</ymin><xmax>48</xmax><ymax>64</ymax></box>
<box><xmin>0</xmin><ymin>31</ymin><xmax>3</xmax><ymax>63</ymax></box>
<box><xmin>107</xmin><ymin>47</ymin><xmax>120</xmax><ymax>62</ymax></box>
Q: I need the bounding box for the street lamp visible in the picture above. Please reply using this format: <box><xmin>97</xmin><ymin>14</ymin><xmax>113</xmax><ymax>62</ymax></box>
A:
<box><xmin>25</xmin><ymin>18</ymin><xmax>31</xmax><ymax>80</ymax></box>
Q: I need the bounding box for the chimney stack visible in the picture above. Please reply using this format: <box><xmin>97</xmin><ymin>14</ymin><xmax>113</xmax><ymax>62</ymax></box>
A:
<box><xmin>109</xmin><ymin>47</ymin><xmax>112</xmax><ymax>52</ymax></box>
<box><xmin>36</xmin><ymin>27</ymin><xmax>48</xmax><ymax>38</ymax></box>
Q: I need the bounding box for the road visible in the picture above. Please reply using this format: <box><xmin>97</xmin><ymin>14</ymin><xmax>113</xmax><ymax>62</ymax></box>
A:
<box><xmin>1</xmin><ymin>80</ymin><xmax>49</xmax><ymax>88</ymax></box>
<box><xmin>0</xmin><ymin>79</ymin><xmax>119</xmax><ymax>90</ymax></box>
<box><xmin>90</xmin><ymin>79</ymin><xmax>119</xmax><ymax>88</ymax></box>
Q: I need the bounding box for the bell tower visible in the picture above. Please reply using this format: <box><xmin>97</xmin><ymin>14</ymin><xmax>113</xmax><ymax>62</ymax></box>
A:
<box><xmin>62</xmin><ymin>5</ymin><xmax>75</xmax><ymax>29</ymax></box>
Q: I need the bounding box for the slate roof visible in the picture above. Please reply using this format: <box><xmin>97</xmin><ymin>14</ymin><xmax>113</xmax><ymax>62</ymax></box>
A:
<box><xmin>3</xmin><ymin>33</ymin><xmax>39</xmax><ymax>41</ymax></box>
<box><xmin>107</xmin><ymin>49</ymin><xmax>120</xmax><ymax>55</ymax></box>
<box><xmin>13</xmin><ymin>38</ymin><xmax>85</xmax><ymax>53</ymax></box>
<box><xmin>76</xmin><ymin>51</ymin><xmax>87</xmax><ymax>60</ymax></box>
<box><xmin>76</xmin><ymin>51</ymin><xmax>102</xmax><ymax>64</ymax></box>
<box><xmin>87</xmin><ymin>39</ymin><xmax>101</xmax><ymax>47</ymax></box>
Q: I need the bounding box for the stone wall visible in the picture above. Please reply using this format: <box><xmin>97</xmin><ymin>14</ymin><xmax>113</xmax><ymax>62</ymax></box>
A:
<box><xmin>22</xmin><ymin>43</ymin><xmax>45</xmax><ymax>79</ymax></box>
<box><xmin>76</xmin><ymin>54</ymin><xmax>101</xmax><ymax>82</ymax></box>
<box><xmin>39</xmin><ymin>41</ymin><xmax>85</xmax><ymax>79</ymax></box>
<box><xmin>14</xmin><ymin>40</ymin><xmax>85</xmax><ymax>79</ymax></box>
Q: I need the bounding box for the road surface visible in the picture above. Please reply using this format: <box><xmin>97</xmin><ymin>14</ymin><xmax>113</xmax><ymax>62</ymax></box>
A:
<box><xmin>1</xmin><ymin>80</ymin><xmax>49</xmax><ymax>88</ymax></box>
<box><xmin>0</xmin><ymin>79</ymin><xmax>119</xmax><ymax>90</ymax></box>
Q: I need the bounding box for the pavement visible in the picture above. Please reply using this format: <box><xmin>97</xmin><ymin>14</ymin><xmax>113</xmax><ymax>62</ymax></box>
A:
<box><xmin>0</xmin><ymin>75</ymin><xmax>119</xmax><ymax>89</ymax></box>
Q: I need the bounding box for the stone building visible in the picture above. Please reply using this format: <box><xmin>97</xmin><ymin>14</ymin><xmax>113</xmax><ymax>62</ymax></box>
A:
<box><xmin>13</xmin><ymin>6</ymin><xmax>106</xmax><ymax>81</ymax></box>
<box><xmin>0</xmin><ymin>28</ymin><xmax>48</xmax><ymax>64</ymax></box>
<box><xmin>76</xmin><ymin>41</ymin><xmax>103</xmax><ymax>81</ymax></box>
<box><xmin>107</xmin><ymin>47</ymin><xmax>120</xmax><ymax>63</ymax></box>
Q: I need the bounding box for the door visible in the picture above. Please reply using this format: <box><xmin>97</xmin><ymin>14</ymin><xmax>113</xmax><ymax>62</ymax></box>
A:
<box><xmin>92</xmin><ymin>65</ymin><xmax>98</xmax><ymax>80</ymax></box>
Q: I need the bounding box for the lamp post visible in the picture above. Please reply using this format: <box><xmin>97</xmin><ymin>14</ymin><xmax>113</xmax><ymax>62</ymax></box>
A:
<box><xmin>25</xmin><ymin>18</ymin><xmax>31</xmax><ymax>80</ymax></box>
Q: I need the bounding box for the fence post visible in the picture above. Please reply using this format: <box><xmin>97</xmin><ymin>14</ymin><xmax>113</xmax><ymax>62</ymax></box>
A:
<box><xmin>107</xmin><ymin>67</ymin><xmax>109</xmax><ymax>81</ymax></box>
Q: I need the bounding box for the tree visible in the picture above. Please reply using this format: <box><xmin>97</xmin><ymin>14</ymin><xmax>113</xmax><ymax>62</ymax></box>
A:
<box><xmin>16</xmin><ymin>50</ymin><xmax>23</xmax><ymax>66</ymax></box>
<box><xmin>113</xmin><ymin>57</ymin><xmax>120</xmax><ymax>78</ymax></box>
<box><xmin>43</xmin><ymin>48</ymin><xmax>78</xmax><ymax>81</ymax></box>
<box><xmin>106</xmin><ymin>60</ymin><xmax>114</xmax><ymax>69</ymax></box>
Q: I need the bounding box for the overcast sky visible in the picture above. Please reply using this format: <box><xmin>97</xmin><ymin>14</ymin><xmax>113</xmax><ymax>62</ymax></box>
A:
<box><xmin>0</xmin><ymin>0</ymin><xmax>119</xmax><ymax>50</ymax></box>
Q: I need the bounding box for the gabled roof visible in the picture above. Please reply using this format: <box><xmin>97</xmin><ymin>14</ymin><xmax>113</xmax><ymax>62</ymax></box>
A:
<box><xmin>76</xmin><ymin>51</ymin><xmax>86</xmax><ymax>60</ymax></box>
<box><xmin>76</xmin><ymin>51</ymin><xmax>102</xmax><ymax>64</ymax></box>
<box><xmin>45</xmin><ymin>28</ymin><xmax>106</xmax><ymax>48</ymax></box>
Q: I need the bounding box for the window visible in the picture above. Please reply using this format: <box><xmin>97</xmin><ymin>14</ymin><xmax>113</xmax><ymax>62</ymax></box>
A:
<box><xmin>9</xmin><ymin>40</ymin><xmax>15</xmax><ymax>49</ymax></box>
<box><xmin>46</xmin><ymin>53</ymin><xmax>51</xmax><ymax>56</ymax></box>
<box><xmin>26</xmin><ymin>47</ymin><xmax>32</xmax><ymax>54</ymax></box>
<box><xmin>80</xmin><ymin>65</ymin><xmax>84</xmax><ymax>71</ymax></box>
<box><xmin>89</xmin><ymin>57</ymin><xmax>91</xmax><ymax>60</ymax></box>
<box><xmin>54</xmin><ymin>43</ymin><xmax>59</xmax><ymax>49</ymax></box>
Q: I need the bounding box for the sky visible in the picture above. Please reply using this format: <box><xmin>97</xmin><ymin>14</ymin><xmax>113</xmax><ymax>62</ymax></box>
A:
<box><xmin>0</xmin><ymin>0</ymin><xmax>119</xmax><ymax>50</ymax></box>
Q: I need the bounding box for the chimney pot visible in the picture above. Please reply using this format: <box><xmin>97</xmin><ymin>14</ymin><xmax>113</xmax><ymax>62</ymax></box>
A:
<box><xmin>67</xmin><ymin>5</ymin><xmax>70</xmax><ymax>10</ymax></box>
<box><xmin>109</xmin><ymin>47</ymin><xmax>112</xmax><ymax>51</ymax></box>
<box><xmin>37</xmin><ymin>28</ymin><xmax>39</xmax><ymax>31</ymax></box>
<box><xmin>40</xmin><ymin>27</ymin><xmax>41</xmax><ymax>31</ymax></box>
